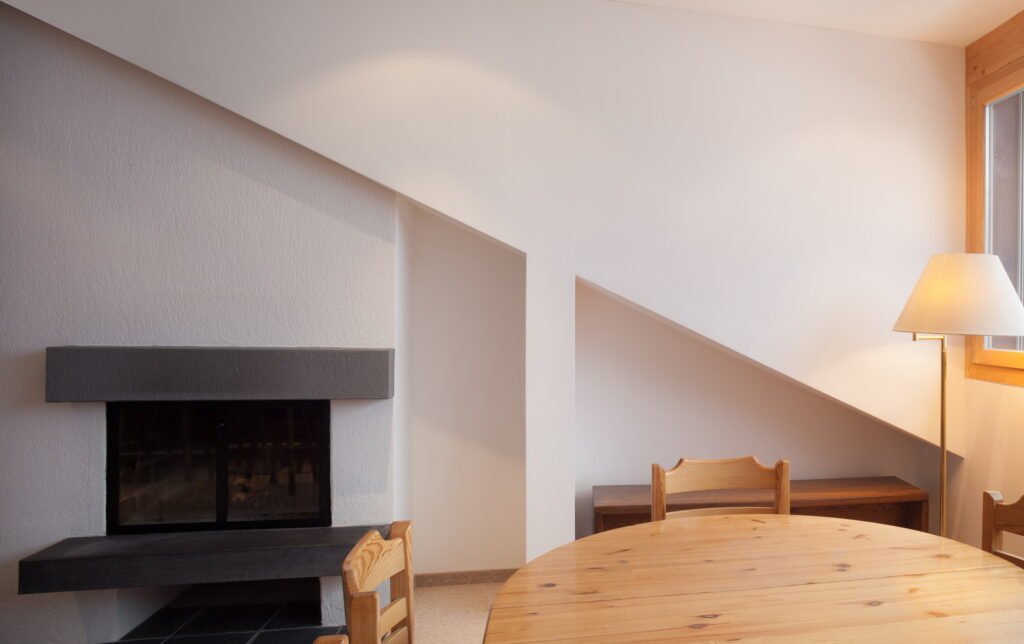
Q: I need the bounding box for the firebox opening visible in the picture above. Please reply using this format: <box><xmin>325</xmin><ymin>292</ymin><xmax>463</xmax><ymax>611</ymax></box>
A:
<box><xmin>107</xmin><ymin>400</ymin><xmax>331</xmax><ymax>534</ymax></box>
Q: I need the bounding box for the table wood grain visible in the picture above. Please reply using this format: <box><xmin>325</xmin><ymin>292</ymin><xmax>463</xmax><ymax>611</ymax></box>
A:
<box><xmin>484</xmin><ymin>514</ymin><xmax>1024</xmax><ymax>642</ymax></box>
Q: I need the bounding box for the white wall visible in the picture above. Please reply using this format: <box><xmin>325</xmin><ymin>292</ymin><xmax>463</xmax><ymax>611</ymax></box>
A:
<box><xmin>398</xmin><ymin>198</ymin><xmax>526</xmax><ymax>573</ymax></box>
<box><xmin>0</xmin><ymin>7</ymin><xmax>396</xmax><ymax>641</ymax></box>
<box><xmin>575</xmin><ymin>282</ymin><xmax>939</xmax><ymax>537</ymax></box>
<box><xmin>7</xmin><ymin>0</ymin><xmax>966</xmax><ymax>557</ymax></box>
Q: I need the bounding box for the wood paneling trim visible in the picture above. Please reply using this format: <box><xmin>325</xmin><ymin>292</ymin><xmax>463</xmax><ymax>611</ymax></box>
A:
<box><xmin>415</xmin><ymin>569</ymin><xmax>516</xmax><ymax>587</ymax></box>
<box><xmin>968</xmin><ymin>10</ymin><xmax>1024</xmax><ymax>87</ymax></box>
<box><xmin>965</xmin><ymin>38</ymin><xmax>1024</xmax><ymax>387</ymax></box>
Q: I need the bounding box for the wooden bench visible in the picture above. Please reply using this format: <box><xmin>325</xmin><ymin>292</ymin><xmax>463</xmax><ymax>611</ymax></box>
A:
<box><xmin>593</xmin><ymin>476</ymin><xmax>928</xmax><ymax>533</ymax></box>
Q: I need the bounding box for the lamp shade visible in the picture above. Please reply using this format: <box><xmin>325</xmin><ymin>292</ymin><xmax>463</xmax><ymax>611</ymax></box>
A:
<box><xmin>894</xmin><ymin>253</ymin><xmax>1024</xmax><ymax>336</ymax></box>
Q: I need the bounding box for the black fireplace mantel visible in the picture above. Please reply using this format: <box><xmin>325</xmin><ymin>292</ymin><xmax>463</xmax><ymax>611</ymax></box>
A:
<box><xmin>45</xmin><ymin>346</ymin><xmax>394</xmax><ymax>402</ymax></box>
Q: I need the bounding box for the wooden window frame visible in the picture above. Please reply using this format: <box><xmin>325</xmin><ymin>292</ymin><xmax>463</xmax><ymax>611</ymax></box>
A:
<box><xmin>967</xmin><ymin>21</ymin><xmax>1024</xmax><ymax>386</ymax></box>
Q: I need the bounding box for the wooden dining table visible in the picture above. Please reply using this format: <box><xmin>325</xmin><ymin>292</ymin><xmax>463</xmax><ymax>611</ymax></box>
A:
<box><xmin>484</xmin><ymin>514</ymin><xmax>1024</xmax><ymax>642</ymax></box>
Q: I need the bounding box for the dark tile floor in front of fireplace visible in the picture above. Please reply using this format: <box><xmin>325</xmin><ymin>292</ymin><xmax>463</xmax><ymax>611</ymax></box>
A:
<box><xmin>108</xmin><ymin>580</ymin><xmax>344</xmax><ymax>644</ymax></box>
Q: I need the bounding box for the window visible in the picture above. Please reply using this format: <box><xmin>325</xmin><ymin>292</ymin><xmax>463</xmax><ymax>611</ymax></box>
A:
<box><xmin>967</xmin><ymin>57</ymin><xmax>1024</xmax><ymax>385</ymax></box>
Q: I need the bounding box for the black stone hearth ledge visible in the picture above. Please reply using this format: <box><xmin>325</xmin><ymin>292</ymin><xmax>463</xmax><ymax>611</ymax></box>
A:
<box><xmin>46</xmin><ymin>346</ymin><xmax>394</xmax><ymax>401</ymax></box>
<box><xmin>19</xmin><ymin>524</ymin><xmax>389</xmax><ymax>594</ymax></box>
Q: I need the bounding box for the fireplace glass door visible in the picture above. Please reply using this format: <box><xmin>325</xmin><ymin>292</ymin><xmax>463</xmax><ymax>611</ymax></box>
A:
<box><xmin>108</xmin><ymin>400</ymin><xmax>330</xmax><ymax>534</ymax></box>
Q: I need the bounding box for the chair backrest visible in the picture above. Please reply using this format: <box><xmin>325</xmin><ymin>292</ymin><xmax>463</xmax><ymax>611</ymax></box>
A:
<box><xmin>342</xmin><ymin>521</ymin><xmax>415</xmax><ymax>644</ymax></box>
<box><xmin>651</xmin><ymin>456</ymin><xmax>790</xmax><ymax>521</ymax></box>
<box><xmin>982</xmin><ymin>491</ymin><xmax>1024</xmax><ymax>569</ymax></box>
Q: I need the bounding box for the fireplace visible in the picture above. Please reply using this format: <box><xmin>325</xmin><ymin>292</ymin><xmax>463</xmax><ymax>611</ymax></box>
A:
<box><xmin>107</xmin><ymin>400</ymin><xmax>330</xmax><ymax>534</ymax></box>
<box><xmin>20</xmin><ymin>347</ymin><xmax>393</xmax><ymax>595</ymax></box>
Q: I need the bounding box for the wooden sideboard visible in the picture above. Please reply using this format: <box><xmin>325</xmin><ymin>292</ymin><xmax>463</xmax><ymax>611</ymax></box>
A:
<box><xmin>592</xmin><ymin>476</ymin><xmax>929</xmax><ymax>533</ymax></box>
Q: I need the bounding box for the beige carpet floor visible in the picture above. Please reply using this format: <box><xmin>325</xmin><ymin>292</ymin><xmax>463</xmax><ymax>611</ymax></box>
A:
<box><xmin>415</xmin><ymin>582</ymin><xmax>502</xmax><ymax>644</ymax></box>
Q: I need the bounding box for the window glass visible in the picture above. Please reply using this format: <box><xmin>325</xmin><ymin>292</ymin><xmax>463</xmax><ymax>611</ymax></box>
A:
<box><xmin>987</xmin><ymin>91</ymin><xmax>1024</xmax><ymax>350</ymax></box>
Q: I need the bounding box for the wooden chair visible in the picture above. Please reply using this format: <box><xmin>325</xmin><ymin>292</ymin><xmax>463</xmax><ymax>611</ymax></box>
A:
<box><xmin>315</xmin><ymin>520</ymin><xmax>414</xmax><ymax>644</ymax></box>
<box><xmin>651</xmin><ymin>456</ymin><xmax>790</xmax><ymax>521</ymax></box>
<box><xmin>982</xmin><ymin>491</ymin><xmax>1024</xmax><ymax>569</ymax></box>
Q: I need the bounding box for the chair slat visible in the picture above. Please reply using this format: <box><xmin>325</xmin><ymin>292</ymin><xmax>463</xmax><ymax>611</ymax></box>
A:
<box><xmin>994</xmin><ymin>550</ymin><xmax>1024</xmax><ymax>569</ymax></box>
<box><xmin>666</xmin><ymin>505</ymin><xmax>775</xmax><ymax>519</ymax></box>
<box><xmin>383</xmin><ymin>625</ymin><xmax>410</xmax><ymax>644</ymax></box>
<box><xmin>378</xmin><ymin>597</ymin><xmax>408</xmax><ymax>636</ymax></box>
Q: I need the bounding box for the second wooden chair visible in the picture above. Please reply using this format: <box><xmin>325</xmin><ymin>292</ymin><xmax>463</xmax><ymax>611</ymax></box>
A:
<box><xmin>651</xmin><ymin>455</ymin><xmax>790</xmax><ymax>521</ymax></box>
<box><xmin>315</xmin><ymin>520</ymin><xmax>415</xmax><ymax>644</ymax></box>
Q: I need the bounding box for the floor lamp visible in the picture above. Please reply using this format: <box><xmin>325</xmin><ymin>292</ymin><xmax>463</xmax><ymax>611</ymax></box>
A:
<box><xmin>894</xmin><ymin>253</ymin><xmax>1024</xmax><ymax>537</ymax></box>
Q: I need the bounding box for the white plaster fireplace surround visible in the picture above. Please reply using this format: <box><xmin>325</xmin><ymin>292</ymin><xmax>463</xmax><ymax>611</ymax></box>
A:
<box><xmin>0</xmin><ymin>8</ymin><xmax>396</xmax><ymax>641</ymax></box>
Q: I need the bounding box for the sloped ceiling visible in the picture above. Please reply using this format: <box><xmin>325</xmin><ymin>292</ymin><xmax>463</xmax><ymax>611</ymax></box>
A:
<box><xmin>4</xmin><ymin>0</ymin><xmax>965</xmax><ymax>455</ymax></box>
<box><xmin>614</xmin><ymin>0</ymin><xmax>1024</xmax><ymax>47</ymax></box>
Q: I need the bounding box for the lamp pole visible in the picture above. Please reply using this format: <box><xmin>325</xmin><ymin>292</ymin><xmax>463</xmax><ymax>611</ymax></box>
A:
<box><xmin>914</xmin><ymin>332</ymin><xmax>947</xmax><ymax>537</ymax></box>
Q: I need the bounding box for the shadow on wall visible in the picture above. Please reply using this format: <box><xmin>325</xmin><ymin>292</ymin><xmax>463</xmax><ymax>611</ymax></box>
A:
<box><xmin>574</xmin><ymin>279</ymin><xmax>939</xmax><ymax>538</ymax></box>
<box><xmin>397</xmin><ymin>198</ymin><xmax>527</xmax><ymax>573</ymax></box>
